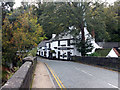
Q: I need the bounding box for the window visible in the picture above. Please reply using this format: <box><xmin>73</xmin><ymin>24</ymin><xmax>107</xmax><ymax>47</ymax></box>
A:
<box><xmin>49</xmin><ymin>43</ymin><xmax>51</xmax><ymax>48</ymax></box>
<box><xmin>54</xmin><ymin>47</ymin><xmax>57</xmax><ymax>49</ymax></box>
<box><xmin>58</xmin><ymin>41</ymin><xmax>60</xmax><ymax>46</ymax></box>
<box><xmin>68</xmin><ymin>40</ymin><xmax>70</xmax><ymax>46</ymax></box>
<box><xmin>67</xmin><ymin>52</ymin><xmax>71</xmax><ymax>60</ymax></box>
<box><xmin>41</xmin><ymin>52</ymin><xmax>43</xmax><ymax>55</ymax></box>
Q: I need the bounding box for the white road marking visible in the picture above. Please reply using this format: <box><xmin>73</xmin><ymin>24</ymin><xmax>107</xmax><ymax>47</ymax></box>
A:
<box><xmin>74</xmin><ymin>67</ymin><xmax>80</xmax><ymax>71</ymax></box>
<box><xmin>107</xmin><ymin>83</ymin><xmax>118</xmax><ymax>88</ymax></box>
<box><xmin>74</xmin><ymin>66</ymin><xmax>118</xmax><ymax>88</ymax></box>
<box><xmin>74</xmin><ymin>67</ymin><xmax>93</xmax><ymax>76</ymax></box>
<box><xmin>81</xmin><ymin>70</ymin><xmax>93</xmax><ymax>76</ymax></box>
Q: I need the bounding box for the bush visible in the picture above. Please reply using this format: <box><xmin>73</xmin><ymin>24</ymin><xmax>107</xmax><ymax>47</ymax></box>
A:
<box><xmin>95</xmin><ymin>49</ymin><xmax>111</xmax><ymax>56</ymax></box>
<box><xmin>27</xmin><ymin>47</ymin><xmax>37</xmax><ymax>57</ymax></box>
<box><xmin>88</xmin><ymin>52</ymin><xmax>100</xmax><ymax>56</ymax></box>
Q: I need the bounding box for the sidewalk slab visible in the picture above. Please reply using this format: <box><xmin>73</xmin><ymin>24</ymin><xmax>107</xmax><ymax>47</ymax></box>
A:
<box><xmin>32</xmin><ymin>61</ymin><xmax>55</xmax><ymax>88</ymax></box>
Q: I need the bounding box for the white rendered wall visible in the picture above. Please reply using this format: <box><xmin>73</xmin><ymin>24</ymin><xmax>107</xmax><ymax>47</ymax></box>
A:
<box><xmin>51</xmin><ymin>41</ymin><xmax>58</xmax><ymax>58</ymax></box>
<box><xmin>59</xmin><ymin>50</ymin><xmax>68</xmax><ymax>59</ymax></box>
<box><xmin>40</xmin><ymin>47</ymin><xmax>45</xmax><ymax>56</ymax></box>
<box><xmin>60</xmin><ymin>40</ymin><xmax>67</xmax><ymax>46</ymax></box>
<box><xmin>106</xmin><ymin>48</ymin><xmax>118</xmax><ymax>57</ymax></box>
<box><xmin>46</xmin><ymin>43</ymin><xmax>49</xmax><ymax>57</ymax></box>
<box><xmin>37</xmin><ymin>47</ymin><xmax>39</xmax><ymax>55</ymax></box>
<box><xmin>84</xmin><ymin>27</ymin><xmax>102</xmax><ymax>54</ymax></box>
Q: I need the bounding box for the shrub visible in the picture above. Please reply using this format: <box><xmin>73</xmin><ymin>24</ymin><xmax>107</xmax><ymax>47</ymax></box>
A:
<box><xmin>27</xmin><ymin>47</ymin><xmax>37</xmax><ymax>57</ymax></box>
<box><xmin>88</xmin><ymin>52</ymin><xmax>100</xmax><ymax>56</ymax></box>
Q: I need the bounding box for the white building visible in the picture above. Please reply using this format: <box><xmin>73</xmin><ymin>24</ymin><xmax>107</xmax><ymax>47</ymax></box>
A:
<box><xmin>37</xmin><ymin>27</ymin><xmax>102</xmax><ymax>60</ymax></box>
<box><xmin>106</xmin><ymin>48</ymin><xmax>120</xmax><ymax>57</ymax></box>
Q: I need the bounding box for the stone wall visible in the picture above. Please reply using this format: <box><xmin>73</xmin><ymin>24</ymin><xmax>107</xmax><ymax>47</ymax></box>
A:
<box><xmin>71</xmin><ymin>56</ymin><xmax>120</xmax><ymax>71</ymax></box>
<box><xmin>1</xmin><ymin>56</ymin><xmax>37</xmax><ymax>89</ymax></box>
<box><xmin>97</xmin><ymin>42</ymin><xmax>120</xmax><ymax>48</ymax></box>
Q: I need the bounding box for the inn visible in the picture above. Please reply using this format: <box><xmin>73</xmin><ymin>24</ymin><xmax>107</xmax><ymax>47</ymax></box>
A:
<box><xmin>37</xmin><ymin>27</ymin><xmax>101</xmax><ymax>60</ymax></box>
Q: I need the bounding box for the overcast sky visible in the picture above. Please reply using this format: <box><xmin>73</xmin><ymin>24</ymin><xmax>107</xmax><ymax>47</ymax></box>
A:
<box><xmin>13</xmin><ymin>0</ymin><xmax>117</xmax><ymax>9</ymax></box>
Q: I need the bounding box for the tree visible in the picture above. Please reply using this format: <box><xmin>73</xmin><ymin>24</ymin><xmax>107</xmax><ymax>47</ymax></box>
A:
<box><xmin>85</xmin><ymin>1</ymin><xmax>111</xmax><ymax>42</ymax></box>
<box><xmin>2</xmin><ymin>6</ymin><xmax>46</xmax><ymax>68</ymax></box>
<box><xmin>2</xmin><ymin>1</ymin><xmax>15</xmax><ymax>21</ymax></box>
<box><xmin>104</xmin><ymin>0</ymin><xmax>120</xmax><ymax>42</ymax></box>
<box><xmin>37</xmin><ymin>2</ymin><xmax>94</xmax><ymax>56</ymax></box>
<box><xmin>75</xmin><ymin>36</ymin><xmax>93</xmax><ymax>56</ymax></box>
<box><xmin>28</xmin><ymin>1</ymin><xmax>119</xmax><ymax>56</ymax></box>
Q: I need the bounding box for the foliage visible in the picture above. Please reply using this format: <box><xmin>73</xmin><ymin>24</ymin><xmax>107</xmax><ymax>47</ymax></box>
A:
<box><xmin>88</xmin><ymin>52</ymin><xmax>100</xmax><ymax>57</ymax></box>
<box><xmin>38</xmin><ymin>2</ymin><xmax>85</xmax><ymax>39</ymax></box>
<box><xmin>105</xmin><ymin>0</ymin><xmax>120</xmax><ymax>42</ymax></box>
<box><xmin>85</xmin><ymin>2</ymin><xmax>111</xmax><ymax>41</ymax></box>
<box><xmin>95</xmin><ymin>49</ymin><xmax>111</xmax><ymax>56</ymax></box>
<box><xmin>2</xmin><ymin>6</ymin><xmax>46</xmax><ymax>68</ymax></box>
<box><xmin>28</xmin><ymin>47</ymin><xmax>37</xmax><ymax>57</ymax></box>
<box><xmin>2</xmin><ymin>1</ymin><xmax>15</xmax><ymax>21</ymax></box>
<box><xmin>89</xmin><ymin>48</ymin><xmax>111</xmax><ymax>57</ymax></box>
<box><xmin>37</xmin><ymin>2</ymin><xmax>94</xmax><ymax>56</ymax></box>
<box><xmin>2</xmin><ymin>4</ymin><xmax>46</xmax><ymax>84</ymax></box>
<box><xmin>2</xmin><ymin>66</ymin><xmax>19</xmax><ymax>85</ymax></box>
<box><xmin>74</xmin><ymin>35</ymin><xmax>93</xmax><ymax>56</ymax></box>
<box><xmin>1</xmin><ymin>0</ymin><xmax>120</xmax><ymax>84</ymax></box>
<box><xmin>35</xmin><ymin>1</ymin><xmax>119</xmax><ymax>55</ymax></box>
<box><xmin>50</xmin><ymin>50</ymin><xmax>56</xmax><ymax>54</ymax></box>
<box><xmin>35</xmin><ymin>1</ymin><xmax>119</xmax><ymax>42</ymax></box>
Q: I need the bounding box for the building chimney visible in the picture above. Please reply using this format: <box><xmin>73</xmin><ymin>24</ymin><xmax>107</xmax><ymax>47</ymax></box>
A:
<box><xmin>91</xmin><ymin>30</ymin><xmax>95</xmax><ymax>38</ymax></box>
<box><xmin>52</xmin><ymin>34</ymin><xmax>56</xmax><ymax>39</ymax></box>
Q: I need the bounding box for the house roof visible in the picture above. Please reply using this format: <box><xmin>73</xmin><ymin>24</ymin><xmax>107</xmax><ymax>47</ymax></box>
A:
<box><xmin>113</xmin><ymin>47</ymin><xmax>120</xmax><ymax>57</ymax></box>
<box><xmin>38</xmin><ymin>40</ymin><xmax>49</xmax><ymax>47</ymax></box>
<box><xmin>96</xmin><ymin>42</ymin><xmax>120</xmax><ymax>49</ymax></box>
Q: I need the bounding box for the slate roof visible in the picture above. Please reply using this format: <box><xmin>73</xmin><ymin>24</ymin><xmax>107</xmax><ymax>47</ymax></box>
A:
<box><xmin>38</xmin><ymin>40</ymin><xmax>49</xmax><ymax>48</ymax></box>
<box><xmin>96</xmin><ymin>42</ymin><xmax>120</xmax><ymax>49</ymax></box>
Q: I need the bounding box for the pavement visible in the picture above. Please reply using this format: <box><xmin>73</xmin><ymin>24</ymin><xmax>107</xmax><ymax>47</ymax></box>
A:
<box><xmin>37</xmin><ymin>57</ymin><xmax>119</xmax><ymax>88</ymax></box>
<box><xmin>32</xmin><ymin>61</ymin><xmax>55</xmax><ymax>88</ymax></box>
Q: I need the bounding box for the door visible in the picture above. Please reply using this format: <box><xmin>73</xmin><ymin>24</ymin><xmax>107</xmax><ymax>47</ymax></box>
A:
<box><xmin>67</xmin><ymin>52</ymin><xmax>71</xmax><ymax>60</ymax></box>
<box><xmin>58</xmin><ymin>51</ymin><xmax>60</xmax><ymax>59</ymax></box>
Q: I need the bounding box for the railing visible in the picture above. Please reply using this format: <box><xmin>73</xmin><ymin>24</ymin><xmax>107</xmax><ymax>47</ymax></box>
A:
<box><xmin>1</xmin><ymin>56</ymin><xmax>37</xmax><ymax>89</ymax></box>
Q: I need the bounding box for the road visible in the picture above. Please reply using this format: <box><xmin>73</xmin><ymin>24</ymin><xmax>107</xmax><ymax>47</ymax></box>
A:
<box><xmin>37</xmin><ymin>57</ymin><xmax>119</xmax><ymax>88</ymax></box>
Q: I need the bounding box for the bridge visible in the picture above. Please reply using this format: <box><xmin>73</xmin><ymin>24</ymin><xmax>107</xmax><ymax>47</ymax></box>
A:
<box><xmin>1</xmin><ymin>56</ymin><xmax>119</xmax><ymax>89</ymax></box>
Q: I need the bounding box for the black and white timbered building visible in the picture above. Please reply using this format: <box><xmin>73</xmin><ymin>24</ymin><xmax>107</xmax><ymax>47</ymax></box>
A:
<box><xmin>37</xmin><ymin>27</ymin><xmax>102</xmax><ymax>60</ymax></box>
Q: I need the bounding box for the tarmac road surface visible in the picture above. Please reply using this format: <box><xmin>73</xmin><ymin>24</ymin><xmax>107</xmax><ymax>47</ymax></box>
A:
<box><xmin>38</xmin><ymin>57</ymin><xmax>119</xmax><ymax>88</ymax></box>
